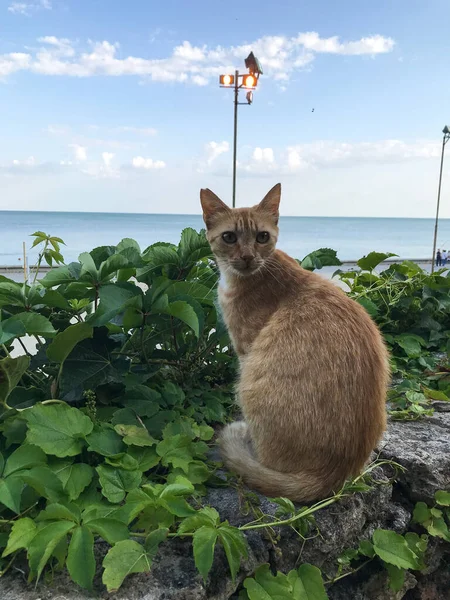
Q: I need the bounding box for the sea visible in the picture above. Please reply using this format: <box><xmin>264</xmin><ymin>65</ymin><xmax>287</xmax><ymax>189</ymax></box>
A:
<box><xmin>0</xmin><ymin>210</ymin><xmax>449</xmax><ymax>267</ymax></box>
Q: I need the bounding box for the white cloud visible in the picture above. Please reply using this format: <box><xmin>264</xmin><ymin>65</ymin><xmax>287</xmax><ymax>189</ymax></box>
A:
<box><xmin>287</xmin><ymin>148</ymin><xmax>308</xmax><ymax>170</ymax></box>
<box><xmin>8</xmin><ymin>0</ymin><xmax>51</xmax><ymax>16</ymax></box>
<box><xmin>132</xmin><ymin>156</ymin><xmax>166</xmax><ymax>170</ymax></box>
<box><xmin>296</xmin><ymin>32</ymin><xmax>394</xmax><ymax>55</ymax></box>
<box><xmin>46</xmin><ymin>124</ymin><xmax>71</xmax><ymax>135</ymax></box>
<box><xmin>0</xmin><ymin>53</ymin><xmax>31</xmax><ymax>77</ymax></box>
<box><xmin>69</xmin><ymin>144</ymin><xmax>87</xmax><ymax>162</ymax></box>
<box><xmin>102</xmin><ymin>152</ymin><xmax>114</xmax><ymax>167</ymax></box>
<box><xmin>0</xmin><ymin>31</ymin><xmax>395</xmax><ymax>83</ymax></box>
<box><xmin>229</xmin><ymin>139</ymin><xmax>440</xmax><ymax>177</ymax></box>
<box><xmin>12</xmin><ymin>156</ymin><xmax>36</xmax><ymax>166</ymax></box>
<box><xmin>205</xmin><ymin>141</ymin><xmax>229</xmax><ymax>165</ymax></box>
<box><xmin>285</xmin><ymin>139</ymin><xmax>441</xmax><ymax>171</ymax></box>
<box><xmin>252</xmin><ymin>147</ymin><xmax>274</xmax><ymax>163</ymax></box>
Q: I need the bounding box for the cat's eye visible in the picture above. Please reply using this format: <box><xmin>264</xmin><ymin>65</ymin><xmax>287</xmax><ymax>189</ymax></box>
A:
<box><xmin>256</xmin><ymin>231</ymin><xmax>270</xmax><ymax>244</ymax></box>
<box><xmin>222</xmin><ymin>231</ymin><xmax>237</xmax><ymax>244</ymax></box>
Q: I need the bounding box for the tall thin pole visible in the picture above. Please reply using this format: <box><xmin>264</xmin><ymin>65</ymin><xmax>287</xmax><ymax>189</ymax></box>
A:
<box><xmin>431</xmin><ymin>133</ymin><xmax>449</xmax><ymax>273</ymax></box>
<box><xmin>232</xmin><ymin>69</ymin><xmax>239</xmax><ymax>208</ymax></box>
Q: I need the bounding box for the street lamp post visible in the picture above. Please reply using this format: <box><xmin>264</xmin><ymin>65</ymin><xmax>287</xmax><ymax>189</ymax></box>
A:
<box><xmin>431</xmin><ymin>125</ymin><xmax>450</xmax><ymax>273</ymax></box>
<box><xmin>220</xmin><ymin>52</ymin><xmax>263</xmax><ymax>207</ymax></box>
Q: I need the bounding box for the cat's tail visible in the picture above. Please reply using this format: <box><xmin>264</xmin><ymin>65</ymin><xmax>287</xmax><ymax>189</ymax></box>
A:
<box><xmin>218</xmin><ymin>421</ymin><xmax>343</xmax><ymax>503</ymax></box>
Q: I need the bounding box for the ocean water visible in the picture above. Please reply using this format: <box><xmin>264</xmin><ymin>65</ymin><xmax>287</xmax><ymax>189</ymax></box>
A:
<box><xmin>0</xmin><ymin>210</ymin><xmax>449</xmax><ymax>266</ymax></box>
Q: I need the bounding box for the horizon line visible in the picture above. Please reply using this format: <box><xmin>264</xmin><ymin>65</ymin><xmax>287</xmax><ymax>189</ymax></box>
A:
<box><xmin>0</xmin><ymin>209</ymin><xmax>448</xmax><ymax>221</ymax></box>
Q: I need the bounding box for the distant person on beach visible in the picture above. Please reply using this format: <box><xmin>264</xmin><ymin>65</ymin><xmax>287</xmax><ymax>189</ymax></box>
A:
<box><xmin>436</xmin><ymin>249</ymin><xmax>442</xmax><ymax>267</ymax></box>
<box><xmin>443</xmin><ymin>250</ymin><xmax>448</xmax><ymax>266</ymax></box>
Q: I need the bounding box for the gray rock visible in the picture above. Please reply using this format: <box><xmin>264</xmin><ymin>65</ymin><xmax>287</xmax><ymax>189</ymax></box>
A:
<box><xmin>1</xmin><ymin>414</ymin><xmax>449</xmax><ymax>599</ymax></box>
<box><xmin>378</xmin><ymin>413</ymin><xmax>450</xmax><ymax>504</ymax></box>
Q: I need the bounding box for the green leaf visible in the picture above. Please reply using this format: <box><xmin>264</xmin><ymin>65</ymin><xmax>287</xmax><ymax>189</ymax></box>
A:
<box><xmin>178</xmin><ymin>506</ymin><xmax>220</xmax><ymax>534</ymax></box>
<box><xmin>218</xmin><ymin>525</ymin><xmax>248</xmax><ymax>582</ymax></box>
<box><xmin>163</xmin><ymin>300</ymin><xmax>200</xmax><ymax>337</ymax></box>
<box><xmin>372</xmin><ymin>530</ymin><xmax>420</xmax><ymax>570</ymax></box>
<box><xmin>0</xmin><ymin>281</ymin><xmax>26</xmax><ymax>307</ymax></box>
<box><xmin>102</xmin><ymin>540</ymin><xmax>152</xmax><ymax>593</ymax></box>
<box><xmin>40</xmin><ymin>264</ymin><xmax>77</xmax><ymax>288</ymax></box>
<box><xmin>357</xmin><ymin>297</ymin><xmax>380</xmax><ymax>317</ymax></box>
<box><xmin>300</xmin><ymin>248</ymin><xmax>342</xmax><ymax>271</ymax></box>
<box><xmin>46</xmin><ymin>322</ymin><xmax>93</xmax><ymax>364</ymax></box>
<box><xmin>159</xmin><ymin>476</ymin><xmax>194</xmax><ymax>498</ymax></box>
<box><xmin>156</xmin><ymin>434</ymin><xmax>194</xmax><ymax>473</ymax></box>
<box><xmin>395</xmin><ymin>334</ymin><xmax>426</xmax><ymax>358</ymax></box>
<box><xmin>7</xmin><ymin>312</ymin><xmax>56</xmax><ymax>338</ymax></box>
<box><xmin>0</xmin><ymin>319</ymin><xmax>26</xmax><ymax>345</ymax></box>
<box><xmin>86</xmin><ymin>425</ymin><xmax>125</xmax><ymax>456</ymax></box>
<box><xmin>28</xmin><ymin>520</ymin><xmax>76</xmax><ymax>582</ymax></box>
<box><xmin>3</xmin><ymin>444</ymin><xmax>47</xmax><ymax>477</ymax></box>
<box><xmin>21</xmin><ymin>466</ymin><xmax>64</xmax><ymax>502</ymax></box>
<box><xmin>271</xmin><ymin>497</ymin><xmax>296</xmax><ymax>517</ymax></box>
<box><xmin>178</xmin><ymin>228</ymin><xmax>212</xmax><ymax>266</ymax></box>
<box><xmin>138</xmin><ymin>244</ymin><xmax>180</xmax><ymax>281</ymax></box>
<box><xmin>243</xmin><ymin>564</ymin><xmax>291</xmax><ymax>599</ymax></box>
<box><xmin>385</xmin><ymin>564</ymin><xmax>406</xmax><ymax>593</ymax></box>
<box><xmin>37</xmin><ymin>502</ymin><xmax>80</xmax><ymax>523</ymax></box>
<box><xmin>435</xmin><ymin>491</ymin><xmax>450</xmax><ymax>506</ymax></box>
<box><xmin>114</xmin><ymin>424</ymin><xmax>157</xmax><ymax>447</ymax></box>
<box><xmin>291</xmin><ymin>564</ymin><xmax>328</xmax><ymax>599</ymax></box>
<box><xmin>52</xmin><ymin>462</ymin><xmax>93</xmax><ymax>501</ymax></box>
<box><xmin>167</xmin><ymin>281</ymin><xmax>215</xmax><ymax>306</ymax></box>
<box><xmin>427</xmin><ymin>515</ymin><xmax>450</xmax><ymax>541</ymax></box>
<box><xmin>193</xmin><ymin>525</ymin><xmax>218</xmax><ymax>582</ymax></box>
<box><xmin>121</xmin><ymin>385</ymin><xmax>161</xmax><ymax>417</ymax></box>
<box><xmin>243</xmin><ymin>579</ymin><xmax>273</xmax><ymax>599</ymax></box>
<box><xmin>423</xmin><ymin>388</ymin><xmax>449</xmax><ymax>401</ymax></box>
<box><xmin>91</xmin><ymin>283</ymin><xmax>142</xmax><ymax>326</ymax></box>
<box><xmin>67</xmin><ymin>525</ymin><xmax>95</xmax><ymax>590</ymax></box>
<box><xmin>145</xmin><ymin>527</ymin><xmax>168</xmax><ymax>557</ymax></box>
<box><xmin>127</xmin><ymin>446</ymin><xmax>161</xmax><ymax>472</ymax></box>
<box><xmin>357</xmin><ymin>252</ymin><xmax>397</xmax><ymax>271</ymax></box>
<box><xmin>413</xmin><ymin>502</ymin><xmax>431</xmax><ymax>525</ymax></box>
<box><xmin>96</xmin><ymin>465</ymin><xmax>142</xmax><ymax>503</ymax></box>
<box><xmin>98</xmin><ymin>254</ymin><xmax>132</xmax><ymax>282</ymax></box>
<box><xmin>25</xmin><ymin>403</ymin><xmax>93</xmax><ymax>457</ymax></box>
<box><xmin>79</xmin><ymin>252</ymin><xmax>99</xmax><ymax>281</ymax></box>
<box><xmin>2</xmin><ymin>518</ymin><xmax>37</xmax><ymax>557</ymax></box>
<box><xmin>0</xmin><ymin>476</ymin><xmax>24</xmax><ymax>513</ymax></box>
<box><xmin>358</xmin><ymin>540</ymin><xmax>375</xmax><ymax>558</ymax></box>
<box><xmin>105</xmin><ymin>453</ymin><xmax>139</xmax><ymax>471</ymax></box>
<box><xmin>0</xmin><ymin>356</ymin><xmax>30</xmax><ymax>405</ymax></box>
<box><xmin>61</xmin><ymin>345</ymin><xmax>119</xmax><ymax>394</ymax></box>
<box><xmin>85</xmin><ymin>518</ymin><xmax>129</xmax><ymax>545</ymax></box>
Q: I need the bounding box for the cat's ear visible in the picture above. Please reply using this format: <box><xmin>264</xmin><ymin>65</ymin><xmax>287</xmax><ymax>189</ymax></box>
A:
<box><xmin>257</xmin><ymin>183</ymin><xmax>281</xmax><ymax>219</ymax></box>
<box><xmin>200</xmin><ymin>188</ymin><xmax>231</xmax><ymax>227</ymax></box>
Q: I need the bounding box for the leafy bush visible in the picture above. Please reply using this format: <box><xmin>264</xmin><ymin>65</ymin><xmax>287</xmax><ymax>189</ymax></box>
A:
<box><xmin>0</xmin><ymin>234</ymin><xmax>449</xmax><ymax>594</ymax></box>
<box><xmin>335</xmin><ymin>251</ymin><xmax>450</xmax><ymax>418</ymax></box>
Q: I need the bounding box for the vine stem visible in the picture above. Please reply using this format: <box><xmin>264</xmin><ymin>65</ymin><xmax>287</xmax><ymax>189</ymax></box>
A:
<box><xmin>1</xmin><ymin>344</ymin><xmax>11</xmax><ymax>358</ymax></box>
<box><xmin>0</xmin><ymin>553</ymin><xmax>17</xmax><ymax>577</ymax></box>
<box><xmin>17</xmin><ymin>337</ymin><xmax>31</xmax><ymax>357</ymax></box>
<box><xmin>326</xmin><ymin>558</ymin><xmax>373</xmax><ymax>585</ymax></box>
<box><xmin>239</xmin><ymin>493</ymin><xmax>345</xmax><ymax>532</ymax></box>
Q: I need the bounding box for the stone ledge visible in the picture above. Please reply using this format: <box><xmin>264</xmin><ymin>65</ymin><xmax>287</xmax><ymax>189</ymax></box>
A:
<box><xmin>1</xmin><ymin>415</ymin><xmax>449</xmax><ymax>600</ymax></box>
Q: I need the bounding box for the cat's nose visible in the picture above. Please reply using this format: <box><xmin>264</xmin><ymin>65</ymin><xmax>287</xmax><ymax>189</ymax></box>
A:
<box><xmin>241</xmin><ymin>254</ymin><xmax>255</xmax><ymax>265</ymax></box>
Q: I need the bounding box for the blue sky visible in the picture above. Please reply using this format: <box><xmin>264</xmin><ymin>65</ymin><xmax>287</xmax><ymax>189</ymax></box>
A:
<box><xmin>0</xmin><ymin>0</ymin><xmax>449</xmax><ymax>217</ymax></box>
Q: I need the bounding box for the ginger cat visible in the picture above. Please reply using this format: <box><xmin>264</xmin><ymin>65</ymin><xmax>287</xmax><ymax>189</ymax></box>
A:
<box><xmin>200</xmin><ymin>183</ymin><xmax>389</xmax><ymax>502</ymax></box>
